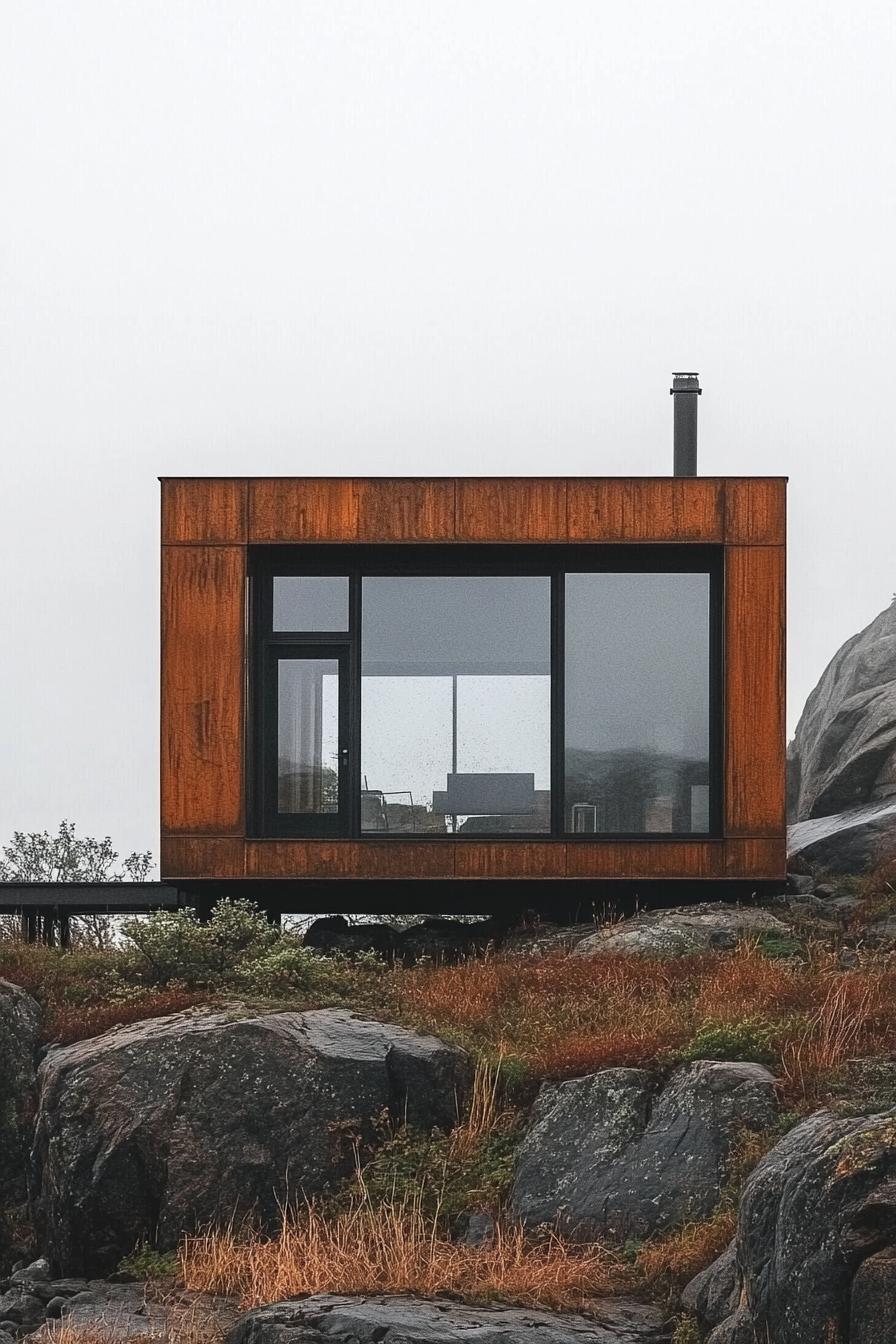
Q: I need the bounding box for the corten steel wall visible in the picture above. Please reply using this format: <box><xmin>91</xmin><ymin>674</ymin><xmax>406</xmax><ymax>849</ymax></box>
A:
<box><xmin>160</xmin><ymin>477</ymin><xmax>787</xmax><ymax>884</ymax></box>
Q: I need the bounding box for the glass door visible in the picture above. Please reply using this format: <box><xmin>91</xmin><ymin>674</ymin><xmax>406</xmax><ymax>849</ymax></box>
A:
<box><xmin>264</xmin><ymin>646</ymin><xmax>349</xmax><ymax>836</ymax></box>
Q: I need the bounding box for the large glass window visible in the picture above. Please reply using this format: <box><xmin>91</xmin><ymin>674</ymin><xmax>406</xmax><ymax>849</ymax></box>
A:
<box><xmin>361</xmin><ymin>577</ymin><xmax>551</xmax><ymax>833</ymax></box>
<box><xmin>253</xmin><ymin>549</ymin><xmax>718</xmax><ymax>840</ymax></box>
<box><xmin>564</xmin><ymin>573</ymin><xmax>711</xmax><ymax>834</ymax></box>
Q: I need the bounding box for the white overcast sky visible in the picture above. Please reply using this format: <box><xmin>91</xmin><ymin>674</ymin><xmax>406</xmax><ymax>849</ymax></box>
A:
<box><xmin>2</xmin><ymin>2</ymin><xmax>895</xmax><ymax>864</ymax></box>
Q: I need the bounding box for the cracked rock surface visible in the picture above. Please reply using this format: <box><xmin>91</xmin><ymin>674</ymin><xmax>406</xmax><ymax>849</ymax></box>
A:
<box><xmin>226</xmin><ymin>1293</ymin><xmax>671</xmax><ymax>1344</ymax></box>
<box><xmin>573</xmin><ymin>905</ymin><xmax>790</xmax><ymax>958</ymax></box>
<box><xmin>0</xmin><ymin>1259</ymin><xmax>235</xmax><ymax>1342</ymax></box>
<box><xmin>510</xmin><ymin>1060</ymin><xmax>778</xmax><ymax>1240</ymax></box>
<box><xmin>32</xmin><ymin>1007</ymin><xmax>471</xmax><ymax>1276</ymax></box>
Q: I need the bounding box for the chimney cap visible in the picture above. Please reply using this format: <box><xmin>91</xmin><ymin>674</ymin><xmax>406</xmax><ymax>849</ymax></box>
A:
<box><xmin>671</xmin><ymin>372</ymin><xmax>701</xmax><ymax>394</ymax></box>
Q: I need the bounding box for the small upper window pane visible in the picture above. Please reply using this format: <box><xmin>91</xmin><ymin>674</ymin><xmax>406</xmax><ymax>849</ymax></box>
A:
<box><xmin>273</xmin><ymin>577</ymin><xmax>349</xmax><ymax>631</ymax></box>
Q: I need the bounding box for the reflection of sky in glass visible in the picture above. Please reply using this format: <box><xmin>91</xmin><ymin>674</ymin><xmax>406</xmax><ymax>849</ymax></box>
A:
<box><xmin>456</xmin><ymin>676</ymin><xmax>550</xmax><ymax>781</ymax></box>
<box><xmin>361</xmin><ymin>674</ymin><xmax>550</xmax><ymax>803</ymax></box>
<box><xmin>360</xmin><ymin>575</ymin><xmax>552</xmax><ymax>818</ymax></box>
<box><xmin>361</xmin><ymin>676</ymin><xmax>452</xmax><ymax>798</ymax></box>
<box><xmin>274</xmin><ymin>576</ymin><xmax>349</xmax><ymax>631</ymax></box>
<box><xmin>565</xmin><ymin>572</ymin><xmax>709</xmax><ymax>759</ymax></box>
<box><xmin>321</xmin><ymin>673</ymin><xmax>340</xmax><ymax>774</ymax></box>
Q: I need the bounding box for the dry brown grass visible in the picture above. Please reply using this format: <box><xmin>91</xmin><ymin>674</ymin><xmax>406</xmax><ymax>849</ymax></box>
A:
<box><xmin>630</xmin><ymin>1209</ymin><xmax>737</xmax><ymax>1296</ymax></box>
<box><xmin>394</xmin><ymin>949</ymin><xmax>702</xmax><ymax>1078</ymax></box>
<box><xmin>180</xmin><ymin>1186</ymin><xmax>742</xmax><ymax>1313</ymax></box>
<box><xmin>9</xmin><ymin>915</ymin><xmax>896</xmax><ymax>1110</ymax></box>
<box><xmin>45</xmin><ymin>990</ymin><xmax>207</xmax><ymax>1045</ymax></box>
<box><xmin>394</xmin><ymin>942</ymin><xmax>896</xmax><ymax>1106</ymax></box>
<box><xmin>181</xmin><ymin>1192</ymin><xmax>622</xmax><ymax>1311</ymax></box>
<box><xmin>448</xmin><ymin>1053</ymin><xmax>508</xmax><ymax>1161</ymax></box>
<box><xmin>37</xmin><ymin>1330</ymin><xmax>161</xmax><ymax>1344</ymax></box>
<box><xmin>780</xmin><ymin>975</ymin><xmax>889</xmax><ymax>1102</ymax></box>
<box><xmin>38</xmin><ymin>1319</ymin><xmax>222</xmax><ymax>1344</ymax></box>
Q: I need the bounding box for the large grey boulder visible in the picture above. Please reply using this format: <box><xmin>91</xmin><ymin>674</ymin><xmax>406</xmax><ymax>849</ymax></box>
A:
<box><xmin>791</xmin><ymin>600</ymin><xmax>896</xmax><ymax>822</ymax></box>
<box><xmin>32</xmin><ymin>1007</ymin><xmax>471</xmax><ymax>1276</ymax></box>
<box><xmin>684</xmin><ymin>1109</ymin><xmax>896</xmax><ymax>1344</ymax></box>
<box><xmin>573</xmin><ymin>904</ymin><xmax>790</xmax><ymax>958</ymax></box>
<box><xmin>0</xmin><ymin>980</ymin><xmax>40</xmax><ymax>1202</ymax></box>
<box><xmin>788</xmin><ymin>798</ymin><xmax>896</xmax><ymax>873</ymax></box>
<box><xmin>226</xmin><ymin>1294</ymin><xmax>670</xmax><ymax>1344</ymax></box>
<box><xmin>510</xmin><ymin>1060</ymin><xmax>778</xmax><ymax>1241</ymax></box>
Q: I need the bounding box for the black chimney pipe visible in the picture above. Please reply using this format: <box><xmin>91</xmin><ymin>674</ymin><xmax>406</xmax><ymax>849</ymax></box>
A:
<box><xmin>671</xmin><ymin>372</ymin><xmax>701</xmax><ymax>476</ymax></box>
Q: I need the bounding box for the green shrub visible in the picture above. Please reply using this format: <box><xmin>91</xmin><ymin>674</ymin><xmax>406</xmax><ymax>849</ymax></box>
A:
<box><xmin>679</xmin><ymin>1015</ymin><xmax>781</xmax><ymax>1066</ymax></box>
<box><xmin>349</xmin><ymin>1119</ymin><xmax>524</xmax><ymax>1222</ymax></box>
<box><xmin>120</xmin><ymin>909</ymin><xmax>214</xmax><ymax>986</ymax></box>
<box><xmin>755</xmin><ymin>931</ymin><xmax>806</xmax><ymax>960</ymax></box>
<box><xmin>117</xmin><ymin>1245</ymin><xmax>179</xmax><ymax>1279</ymax></box>
<box><xmin>495</xmin><ymin>1053</ymin><xmax>533</xmax><ymax>1103</ymax></box>
<box><xmin>232</xmin><ymin>942</ymin><xmax>343</xmax><ymax>996</ymax></box>
<box><xmin>121</xmin><ymin>899</ymin><xmax>283</xmax><ymax>988</ymax></box>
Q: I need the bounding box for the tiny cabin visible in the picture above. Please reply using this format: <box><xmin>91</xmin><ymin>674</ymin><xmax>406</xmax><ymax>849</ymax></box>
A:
<box><xmin>160</xmin><ymin>468</ymin><xmax>787</xmax><ymax>915</ymax></box>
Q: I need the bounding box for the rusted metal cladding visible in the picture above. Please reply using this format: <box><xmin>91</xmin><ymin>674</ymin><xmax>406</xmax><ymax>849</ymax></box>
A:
<box><xmin>160</xmin><ymin>477</ymin><xmax>787</xmax><ymax>883</ymax></box>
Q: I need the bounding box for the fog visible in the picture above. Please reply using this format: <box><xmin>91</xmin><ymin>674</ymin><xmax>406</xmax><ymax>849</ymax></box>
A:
<box><xmin>2</xmin><ymin>2</ymin><xmax>894</xmax><ymax>861</ymax></box>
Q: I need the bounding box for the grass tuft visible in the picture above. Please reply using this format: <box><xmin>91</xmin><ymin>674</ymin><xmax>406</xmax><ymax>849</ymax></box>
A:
<box><xmin>181</xmin><ymin>1193</ymin><xmax>623</xmax><ymax>1310</ymax></box>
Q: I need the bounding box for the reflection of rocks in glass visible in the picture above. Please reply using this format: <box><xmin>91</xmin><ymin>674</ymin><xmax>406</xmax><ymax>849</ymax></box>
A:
<box><xmin>565</xmin><ymin>749</ymin><xmax>710</xmax><ymax>834</ymax></box>
<box><xmin>382</xmin><ymin>800</ymin><xmax>448</xmax><ymax>834</ymax></box>
<box><xmin>278</xmin><ymin>764</ymin><xmax>340</xmax><ymax>814</ymax></box>
<box><xmin>361</xmin><ymin>790</ymin><xmax>449</xmax><ymax>833</ymax></box>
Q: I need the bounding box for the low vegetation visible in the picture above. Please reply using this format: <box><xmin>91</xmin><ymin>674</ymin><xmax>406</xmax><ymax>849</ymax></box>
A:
<box><xmin>182</xmin><ymin>1195</ymin><xmax>622</xmax><ymax>1310</ymax></box>
<box><xmin>4</xmin><ymin>894</ymin><xmax>896</xmax><ymax>1108</ymax></box>
<box><xmin>181</xmin><ymin>1189</ymin><xmax>745</xmax><ymax>1317</ymax></box>
<box><xmin>6</xmin><ymin>871</ymin><xmax>896</xmax><ymax>1314</ymax></box>
<box><xmin>178</xmin><ymin>1057</ymin><xmax>726</xmax><ymax>1311</ymax></box>
<box><xmin>393</xmin><ymin>939</ymin><xmax>896</xmax><ymax>1110</ymax></box>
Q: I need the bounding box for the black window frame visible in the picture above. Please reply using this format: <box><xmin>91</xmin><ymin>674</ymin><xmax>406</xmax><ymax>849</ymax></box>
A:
<box><xmin>260</xmin><ymin>643</ymin><xmax>352</xmax><ymax>838</ymax></box>
<box><xmin>249</xmin><ymin>543</ymin><xmax>723</xmax><ymax>841</ymax></box>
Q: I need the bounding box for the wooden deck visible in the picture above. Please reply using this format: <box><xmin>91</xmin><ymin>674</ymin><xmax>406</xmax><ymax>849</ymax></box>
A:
<box><xmin>0</xmin><ymin>882</ymin><xmax>185</xmax><ymax>944</ymax></box>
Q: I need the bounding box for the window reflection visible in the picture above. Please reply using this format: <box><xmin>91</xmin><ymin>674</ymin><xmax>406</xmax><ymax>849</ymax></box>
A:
<box><xmin>564</xmin><ymin>573</ymin><xmax>711</xmax><ymax>834</ymax></box>
<box><xmin>273</xmin><ymin>577</ymin><xmax>349</xmax><ymax>631</ymax></box>
<box><xmin>277</xmin><ymin>658</ymin><xmax>340</xmax><ymax>814</ymax></box>
<box><xmin>361</xmin><ymin>577</ymin><xmax>551</xmax><ymax>833</ymax></box>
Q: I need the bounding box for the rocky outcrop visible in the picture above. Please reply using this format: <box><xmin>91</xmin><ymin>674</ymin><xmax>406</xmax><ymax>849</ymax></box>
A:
<box><xmin>32</xmin><ymin>1007</ymin><xmax>471</xmax><ymax>1276</ymax></box>
<box><xmin>850</xmin><ymin>1245</ymin><xmax>896</xmax><ymax>1344</ymax></box>
<box><xmin>226</xmin><ymin>1293</ymin><xmax>671</xmax><ymax>1344</ymax></box>
<box><xmin>0</xmin><ymin>980</ymin><xmax>40</xmax><ymax>1202</ymax></box>
<box><xmin>680</xmin><ymin>1241</ymin><xmax>739</xmax><ymax>1330</ymax></box>
<box><xmin>1</xmin><ymin>1260</ymin><xmax>237</xmax><ymax>1342</ymax></box>
<box><xmin>684</xmin><ymin>1109</ymin><xmax>896</xmax><ymax>1344</ymax></box>
<box><xmin>302</xmin><ymin>917</ymin><xmax>612</xmax><ymax>966</ymax></box>
<box><xmin>791</xmin><ymin>600</ymin><xmax>896</xmax><ymax>822</ymax></box>
<box><xmin>510</xmin><ymin>1060</ymin><xmax>778</xmax><ymax>1241</ymax></box>
<box><xmin>788</xmin><ymin>799</ymin><xmax>896</xmax><ymax>873</ymax></box>
<box><xmin>303</xmin><ymin>915</ymin><xmax>520</xmax><ymax>964</ymax></box>
<box><xmin>573</xmin><ymin>905</ymin><xmax>790</xmax><ymax>958</ymax></box>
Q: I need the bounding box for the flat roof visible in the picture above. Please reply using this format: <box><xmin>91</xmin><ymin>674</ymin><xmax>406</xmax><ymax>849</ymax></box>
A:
<box><xmin>157</xmin><ymin>481</ymin><xmax>789</xmax><ymax>486</ymax></box>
